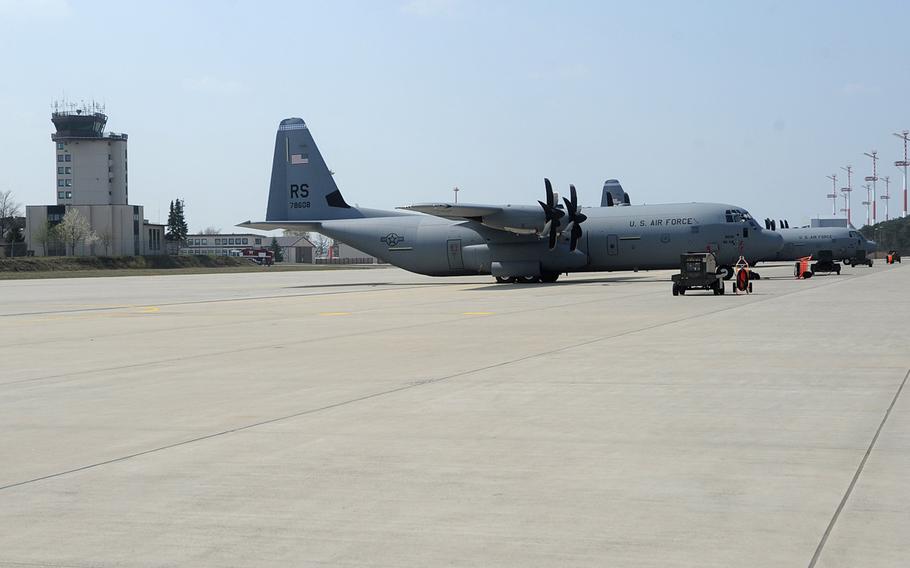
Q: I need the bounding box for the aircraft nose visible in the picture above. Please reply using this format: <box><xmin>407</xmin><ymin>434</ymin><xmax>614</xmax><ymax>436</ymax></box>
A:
<box><xmin>746</xmin><ymin>229</ymin><xmax>783</xmax><ymax>261</ymax></box>
<box><xmin>866</xmin><ymin>240</ymin><xmax>877</xmax><ymax>253</ymax></box>
<box><xmin>764</xmin><ymin>230</ymin><xmax>784</xmax><ymax>254</ymax></box>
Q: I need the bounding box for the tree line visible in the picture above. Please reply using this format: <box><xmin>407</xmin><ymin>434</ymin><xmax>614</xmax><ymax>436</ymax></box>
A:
<box><xmin>860</xmin><ymin>216</ymin><xmax>910</xmax><ymax>253</ymax></box>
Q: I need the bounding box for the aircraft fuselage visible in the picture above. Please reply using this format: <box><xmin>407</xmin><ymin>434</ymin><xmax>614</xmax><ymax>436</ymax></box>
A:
<box><xmin>314</xmin><ymin>202</ymin><xmax>782</xmax><ymax>277</ymax></box>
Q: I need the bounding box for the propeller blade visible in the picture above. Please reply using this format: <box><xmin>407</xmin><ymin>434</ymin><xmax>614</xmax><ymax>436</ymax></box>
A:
<box><xmin>567</xmin><ymin>223</ymin><xmax>579</xmax><ymax>251</ymax></box>
<box><xmin>540</xmin><ymin>178</ymin><xmax>565</xmax><ymax>248</ymax></box>
<box><xmin>623</xmin><ymin>192</ymin><xmax>630</xmax><ymax>205</ymax></box>
<box><xmin>562</xmin><ymin>183</ymin><xmax>586</xmax><ymax>251</ymax></box>
<box><xmin>605</xmin><ymin>192</ymin><xmax>614</xmax><ymax>207</ymax></box>
<box><xmin>771</xmin><ymin>219</ymin><xmax>776</xmax><ymax>231</ymax></box>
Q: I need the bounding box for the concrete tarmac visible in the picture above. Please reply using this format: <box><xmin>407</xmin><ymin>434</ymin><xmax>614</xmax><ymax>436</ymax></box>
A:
<box><xmin>0</xmin><ymin>263</ymin><xmax>908</xmax><ymax>567</ymax></box>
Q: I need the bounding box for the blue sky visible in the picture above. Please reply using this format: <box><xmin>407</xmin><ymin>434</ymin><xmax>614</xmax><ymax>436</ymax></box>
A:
<box><xmin>2</xmin><ymin>0</ymin><xmax>908</xmax><ymax>231</ymax></box>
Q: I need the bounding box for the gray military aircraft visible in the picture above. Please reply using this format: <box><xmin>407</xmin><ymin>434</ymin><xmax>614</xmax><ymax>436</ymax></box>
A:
<box><xmin>761</xmin><ymin>219</ymin><xmax>876</xmax><ymax>265</ymax></box>
<box><xmin>599</xmin><ymin>177</ymin><xmax>877</xmax><ymax>269</ymax></box>
<box><xmin>239</xmin><ymin>118</ymin><xmax>783</xmax><ymax>282</ymax></box>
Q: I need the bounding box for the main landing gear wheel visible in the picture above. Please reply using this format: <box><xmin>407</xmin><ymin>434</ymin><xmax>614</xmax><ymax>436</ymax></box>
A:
<box><xmin>518</xmin><ymin>275</ymin><xmax>540</xmax><ymax>284</ymax></box>
<box><xmin>494</xmin><ymin>276</ymin><xmax>512</xmax><ymax>284</ymax></box>
<box><xmin>540</xmin><ymin>272</ymin><xmax>560</xmax><ymax>283</ymax></box>
<box><xmin>717</xmin><ymin>265</ymin><xmax>734</xmax><ymax>280</ymax></box>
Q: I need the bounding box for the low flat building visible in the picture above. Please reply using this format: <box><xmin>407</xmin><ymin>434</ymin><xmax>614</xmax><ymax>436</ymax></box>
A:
<box><xmin>811</xmin><ymin>217</ymin><xmax>850</xmax><ymax>228</ymax></box>
<box><xmin>26</xmin><ymin>204</ymin><xmax>163</xmax><ymax>256</ymax></box>
<box><xmin>180</xmin><ymin>233</ymin><xmax>268</xmax><ymax>256</ymax></box>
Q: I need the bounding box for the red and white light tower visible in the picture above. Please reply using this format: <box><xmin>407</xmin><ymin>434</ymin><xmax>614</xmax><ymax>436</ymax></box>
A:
<box><xmin>840</xmin><ymin>165</ymin><xmax>854</xmax><ymax>226</ymax></box>
<box><xmin>864</xmin><ymin>150</ymin><xmax>878</xmax><ymax>224</ymax></box>
<box><xmin>861</xmin><ymin>183</ymin><xmax>872</xmax><ymax>227</ymax></box>
<box><xmin>826</xmin><ymin>174</ymin><xmax>838</xmax><ymax>216</ymax></box>
<box><xmin>894</xmin><ymin>130</ymin><xmax>909</xmax><ymax>218</ymax></box>
<box><xmin>880</xmin><ymin>175</ymin><xmax>891</xmax><ymax>221</ymax></box>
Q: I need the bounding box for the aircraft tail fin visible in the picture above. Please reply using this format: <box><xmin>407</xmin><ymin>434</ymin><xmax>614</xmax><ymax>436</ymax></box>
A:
<box><xmin>265</xmin><ymin>118</ymin><xmax>365</xmax><ymax>222</ymax></box>
<box><xmin>602</xmin><ymin>179</ymin><xmax>630</xmax><ymax>207</ymax></box>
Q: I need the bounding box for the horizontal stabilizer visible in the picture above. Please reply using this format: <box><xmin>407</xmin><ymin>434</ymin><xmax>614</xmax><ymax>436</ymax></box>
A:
<box><xmin>237</xmin><ymin>220</ymin><xmax>323</xmax><ymax>232</ymax></box>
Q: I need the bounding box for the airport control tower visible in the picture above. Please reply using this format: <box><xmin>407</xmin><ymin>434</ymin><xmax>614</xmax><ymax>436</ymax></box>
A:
<box><xmin>51</xmin><ymin>101</ymin><xmax>128</xmax><ymax>206</ymax></box>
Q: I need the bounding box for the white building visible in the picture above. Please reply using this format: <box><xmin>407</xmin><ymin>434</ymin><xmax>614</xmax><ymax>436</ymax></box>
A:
<box><xmin>24</xmin><ymin>103</ymin><xmax>164</xmax><ymax>256</ymax></box>
<box><xmin>179</xmin><ymin>233</ymin><xmax>269</xmax><ymax>256</ymax></box>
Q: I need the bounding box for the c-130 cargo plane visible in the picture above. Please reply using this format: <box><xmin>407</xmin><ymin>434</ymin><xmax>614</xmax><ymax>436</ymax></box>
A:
<box><xmin>239</xmin><ymin>118</ymin><xmax>783</xmax><ymax>282</ymax></box>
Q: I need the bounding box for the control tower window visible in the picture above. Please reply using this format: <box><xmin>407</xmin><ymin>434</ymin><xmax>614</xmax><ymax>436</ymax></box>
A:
<box><xmin>57</xmin><ymin>154</ymin><xmax>64</xmax><ymax>162</ymax></box>
<box><xmin>56</xmin><ymin>142</ymin><xmax>64</xmax><ymax>150</ymax></box>
<box><xmin>58</xmin><ymin>167</ymin><xmax>64</xmax><ymax>174</ymax></box>
<box><xmin>64</xmin><ymin>179</ymin><xmax>72</xmax><ymax>187</ymax></box>
<box><xmin>57</xmin><ymin>179</ymin><xmax>64</xmax><ymax>187</ymax></box>
<box><xmin>65</xmin><ymin>191</ymin><xmax>72</xmax><ymax>199</ymax></box>
<box><xmin>65</xmin><ymin>167</ymin><xmax>71</xmax><ymax>174</ymax></box>
<box><xmin>58</xmin><ymin>191</ymin><xmax>64</xmax><ymax>199</ymax></box>
<box><xmin>64</xmin><ymin>154</ymin><xmax>71</xmax><ymax>162</ymax></box>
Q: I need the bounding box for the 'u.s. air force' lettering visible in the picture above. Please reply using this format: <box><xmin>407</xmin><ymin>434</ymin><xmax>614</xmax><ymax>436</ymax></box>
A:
<box><xmin>289</xmin><ymin>184</ymin><xmax>311</xmax><ymax>209</ymax></box>
<box><xmin>629</xmin><ymin>217</ymin><xmax>697</xmax><ymax>227</ymax></box>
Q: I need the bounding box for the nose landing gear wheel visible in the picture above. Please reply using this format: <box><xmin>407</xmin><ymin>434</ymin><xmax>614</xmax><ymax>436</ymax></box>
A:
<box><xmin>717</xmin><ymin>265</ymin><xmax>734</xmax><ymax>280</ymax></box>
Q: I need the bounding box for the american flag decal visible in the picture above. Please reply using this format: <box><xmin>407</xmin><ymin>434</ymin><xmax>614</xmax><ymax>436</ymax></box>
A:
<box><xmin>290</xmin><ymin>154</ymin><xmax>309</xmax><ymax>165</ymax></box>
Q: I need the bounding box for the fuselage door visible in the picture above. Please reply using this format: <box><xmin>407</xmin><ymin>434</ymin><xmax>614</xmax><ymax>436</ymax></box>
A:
<box><xmin>447</xmin><ymin>239</ymin><xmax>464</xmax><ymax>270</ymax></box>
<box><xmin>607</xmin><ymin>234</ymin><xmax>618</xmax><ymax>256</ymax></box>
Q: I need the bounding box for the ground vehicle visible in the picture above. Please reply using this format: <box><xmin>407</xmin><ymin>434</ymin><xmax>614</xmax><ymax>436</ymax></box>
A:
<box><xmin>672</xmin><ymin>253</ymin><xmax>725</xmax><ymax>296</ymax></box>
<box><xmin>844</xmin><ymin>250</ymin><xmax>873</xmax><ymax>267</ymax></box>
<box><xmin>242</xmin><ymin>247</ymin><xmax>275</xmax><ymax>266</ymax></box>
<box><xmin>810</xmin><ymin>250</ymin><xmax>841</xmax><ymax>275</ymax></box>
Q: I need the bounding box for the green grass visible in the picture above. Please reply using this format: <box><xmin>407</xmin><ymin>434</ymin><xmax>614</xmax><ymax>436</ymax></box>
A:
<box><xmin>0</xmin><ymin>255</ymin><xmax>381</xmax><ymax>280</ymax></box>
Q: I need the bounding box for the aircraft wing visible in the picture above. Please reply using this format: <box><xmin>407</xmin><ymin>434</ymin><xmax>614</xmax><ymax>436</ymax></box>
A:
<box><xmin>398</xmin><ymin>203</ymin><xmax>503</xmax><ymax>220</ymax></box>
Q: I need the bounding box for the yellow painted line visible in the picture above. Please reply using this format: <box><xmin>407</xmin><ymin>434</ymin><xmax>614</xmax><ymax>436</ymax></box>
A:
<box><xmin>319</xmin><ymin>312</ymin><xmax>352</xmax><ymax>316</ymax></box>
<box><xmin>139</xmin><ymin>306</ymin><xmax>160</xmax><ymax>314</ymax></box>
<box><xmin>462</xmin><ymin>311</ymin><xmax>493</xmax><ymax>316</ymax></box>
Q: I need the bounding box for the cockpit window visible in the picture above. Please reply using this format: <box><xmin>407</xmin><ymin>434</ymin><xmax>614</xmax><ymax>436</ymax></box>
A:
<box><xmin>725</xmin><ymin>209</ymin><xmax>756</xmax><ymax>225</ymax></box>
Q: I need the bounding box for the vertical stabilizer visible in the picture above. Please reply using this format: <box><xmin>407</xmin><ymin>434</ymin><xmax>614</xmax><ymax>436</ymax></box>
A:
<box><xmin>265</xmin><ymin>118</ymin><xmax>365</xmax><ymax>222</ymax></box>
<box><xmin>601</xmin><ymin>179</ymin><xmax>630</xmax><ymax>207</ymax></box>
